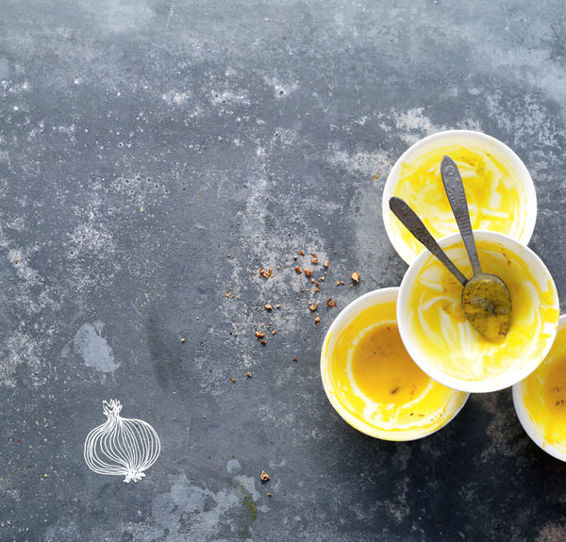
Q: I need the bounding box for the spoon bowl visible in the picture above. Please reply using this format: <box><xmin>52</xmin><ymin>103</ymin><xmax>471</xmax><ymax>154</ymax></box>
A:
<box><xmin>461</xmin><ymin>273</ymin><xmax>512</xmax><ymax>341</ymax></box>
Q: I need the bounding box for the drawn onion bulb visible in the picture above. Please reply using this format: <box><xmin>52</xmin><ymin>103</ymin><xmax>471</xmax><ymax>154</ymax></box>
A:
<box><xmin>84</xmin><ymin>399</ymin><xmax>161</xmax><ymax>483</ymax></box>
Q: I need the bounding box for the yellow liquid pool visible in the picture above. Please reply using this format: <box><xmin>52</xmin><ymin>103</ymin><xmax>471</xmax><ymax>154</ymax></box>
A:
<box><xmin>387</xmin><ymin>143</ymin><xmax>528</xmax><ymax>263</ymax></box>
<box><xmin>351</xmin><ymin>322</ymin><xmax>429</xmax><ymax>406</ymax></box>
<box><xmin>407</xmin><ymin>238</ymin><xmax>559</xmax><ymax>383</ymax></box>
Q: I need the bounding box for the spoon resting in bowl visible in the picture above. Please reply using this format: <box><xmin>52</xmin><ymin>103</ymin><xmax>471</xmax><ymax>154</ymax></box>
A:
<box><xmin>389</xmin><ymin>196</ymin><xmax>511</xmax><ymax>341</ymax></box>
<box><xmin>440</xmin><ymin>155</ymin><xmax>512</xmax><ymax>341</ymax></box>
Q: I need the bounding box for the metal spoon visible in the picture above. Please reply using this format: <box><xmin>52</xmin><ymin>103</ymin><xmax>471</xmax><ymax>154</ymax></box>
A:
<box><xmin>440</xmin><ymin>155</ymin><xmax>512</xmax><ymax>341</ymax></box>
<box><xmin>389</xmin><ymin>196</ymin><xmax>468</xmax><ymax>286</ymax></box>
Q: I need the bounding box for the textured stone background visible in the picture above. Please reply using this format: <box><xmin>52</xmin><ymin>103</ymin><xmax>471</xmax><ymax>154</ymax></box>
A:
<box><xmin>1</xmin><ymin>1</ymin><xmax>566</xmax><ymax>540</ymax></box>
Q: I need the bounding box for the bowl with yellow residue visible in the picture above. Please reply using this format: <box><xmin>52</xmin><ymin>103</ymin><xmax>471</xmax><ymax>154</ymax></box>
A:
<box><xmin>513</xmin><ymin>315</ymin><xmax>566</xmax><ymax>461</ymax></box>
<box><xmin>397</xmin><ymin>231</ymin><xmax>559</xmax><ymax>393</ymax></box>
<box><xmin>320</xmin><ymin>287</ymin><xmax>469</xmax><ymax>440</ymax></box>
<box><xmin>383</xmin><ymin>130</ymin><xmax>537</xmax><ymax>265</ymax></box>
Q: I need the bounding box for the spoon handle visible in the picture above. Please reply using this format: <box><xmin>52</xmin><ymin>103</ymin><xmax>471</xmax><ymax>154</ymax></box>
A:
<box><xmin>440</xmin><ymin>155</ymin><xmax>482</xmax><ymax>275</ymax></box>
<box><xmin>389</xmin><ymin>197</ymin><xmax>468</xmax><ymax>286</ymax></box>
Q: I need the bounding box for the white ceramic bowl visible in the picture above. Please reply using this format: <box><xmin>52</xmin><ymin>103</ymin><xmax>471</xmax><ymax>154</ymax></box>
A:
<box><xmin>320</xmin><ymin>287</ymin><xmax>469</xmax><ymax>441</ymax></box>
<box><xmin>397</xmin><ymin>231</ymin><xmax>559</xmax><ymax>393</ymax></box>
<box><xmin>382</xmin><ymin>130</ymin><xmax>537</xmax><ymax>265</ymax></box>
<box><xmin>513</xmin><ymin>315</ymin><xmax>566</xmax><ymax>462</ymax></box>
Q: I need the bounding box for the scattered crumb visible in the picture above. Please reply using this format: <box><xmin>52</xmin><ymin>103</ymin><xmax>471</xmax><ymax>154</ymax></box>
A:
<box><xmin>255</xmin><ymin>331</ymin><xmax>265</xmax><ymax>339</ymax></box>
<box><xmin>43</xmin><ymin>474</ymin><xmax>49</xmax><ymax>478</ymax></box>
<box><xmin>14</xmin><ymin>259</ymin><xmax>19</xmax><ymax>264</ymax></box>
<box><xmin>227</xmin><ymin>254</ymin><xmax>231</xmax><ymax>258</ymax></box>
<box><xmin>304</xmin><ymin>268</ymin><xmax>313</xmax><ymax>277</ymax></box>
<box><xmin>326</xmin><ymin>298</ymin><xmax>337</xmax><ymax>309</ymax></box>
<box><xmin>196</xmin><ymin>316</ymin><xmax>200</xmax><ymax>320</ymax></box>
<box><xmin>246</xmin><ymin>371</ymin><xmax>252</xmax><ymax>378</ymax></box>
<box><xmin>230</xmin><ymin>377</ymin><xmax>236</xmax><ymax>383</ymax></box>
<box><xmin>265</xmin><ymin>304</ymin><xmax>273</xmax><ymax>311</ymax></box>
<box><xmin>294</xmin><ymin>266</ymin><xmax>302</xmax><ymax>274</ymax></box>
<box><xmin>140</xmin><ymin>207</ymin><xmax>144</xmax><ymax>213</ymax></box>
<box><xmin>276</xmin><ymin>304</ymin><xmax>281</xmax><ymax>309</ymax></box>
<box><xmin>181</xmin><ymin>337</ymin><xmax>186</xmax><ymax>343</ymax></box>
<box><xmin>313</xmin><ymin>287</ymin><xmax>320</xmax><ymax>293</ymax></box>
<box><xmin>311</xmin><ymin>257</ymin><xmax>319</xmax><ymax>265</ymax></box>
<box><xmin>351</xmin><ymin>271</ymin><xmax>361</xmax><ymax>283</ymax></box>
<box><xmin>333</xmin><ymin>250</ymin><xmax>337</xmax><ymax>254</ymax></box>
<box><xmin>271</xmin><ymin>329</ymin><xmax>276</xmax><ymax>335</ymax></box>
<box><xmin>259</xmin><ymin>267</ymin><xmax>273</xmax><ymax>279</ymax></box>
<box><xmin>260</xmin><ymin>470</ymin><xmax>271</xmax><ymax>482</ymax></box>
<box><xmin>292</xmin><ymin>357</ymin><xmax>297</xmax><ymax>362</ymax></box>
<box><xmin>267</xmin><ymin>492</ymin><xmax>272</xmax><ymax>497</ymax></box>
<box><xmin>260</xmin><ymin>339</ymin><xmax>267</xmax><ymax>345</ymax></box>
<box><xmin>297</xmin><ymin>249</ymin><xmax>305</xmax><ymax>256</ymax></box>
<box><xmin>370</xmin><ymin>173</ymin><xmax>381</xmax><ymax>181</ymax></box>
<box><xmin>315</xmin><ymin>316</ymin><xmax>320</xmax><ymax>325</ymax></box>
<box><xmin>323</xmin><ymin>259</ymin><xmax>329</xmax><ymax>268</ymax></box>
<box><xmin>309</xmin><ymin>303</ymin><xmax>318</xmax><ymax>311</ymax></box>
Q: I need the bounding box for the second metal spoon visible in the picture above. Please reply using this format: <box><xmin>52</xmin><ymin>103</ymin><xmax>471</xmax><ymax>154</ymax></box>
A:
<box><xmin>440</xmin><ymin>155</ymin><xmax>512</xmax><ymax>341</ymax></box>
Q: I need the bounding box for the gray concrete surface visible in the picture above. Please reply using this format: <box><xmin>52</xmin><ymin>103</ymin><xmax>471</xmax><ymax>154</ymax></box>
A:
<box><xmin>1</xmin><ymin>1</ymin><xmax>566</xmax><ymax>540</ymax></box>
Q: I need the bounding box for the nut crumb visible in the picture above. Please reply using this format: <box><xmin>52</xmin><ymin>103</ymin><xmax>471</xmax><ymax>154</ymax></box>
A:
<box><xmin>313</xmin><ymin>287</ymin><xmax>320</xmax><ymax>293</ymax></box>
<box><xmin>333</xmin><ymin>250</ymin><xmax>337</xmax><ymax>254</ymax></box>
<box><xmin>351</xmin><ymin>271</ymin><xmax>361</xmax><ymax>283</ymax></box>
<box><xmin>230</xmin><ymin>377</ymin><xmax>236</xmax><ymax>383</ymax></box>
<box><xmin>271</xmin><ymin>329</ymin><xmax>276</xmax><ymax>335</ymax></box>
<box><xmin>260</xmin><ymin>470</ymin><xmax>271</xmax><ymax>482</ymax></box>
<box><xmin>260</xmin><ymin>339</ymin><xmax>267</xmax><ymax>345</ymax></box>
<box><xmin>267</xmin><ymin>492</ymin><xmax>272</xmax><ymax>497</ymax></box>
<box><xmin>246</xmin><ymin>371</ymin><xmax>252</xmax><ymax>378</ymax></box>
<box><xmin>311</xmin><ymin>252</ymin><xmax>317</xmax><ymax>257</ymax></box>
<box><xmin>297</xmin><ymin>249</ymin><xmax>305</xmax><ymax>256</ymax></box>
<box><xmin>326</xmin><ymin>298</ymin><xmax>337</xmax><ymax>309</ymax></box>
<box><xmin>181</xmin><ymin>337</ymin><xmax>186</xmax><ymax>343</ymax></box>
<box><xmin>265</xmin><ymin>304</ymin><xmax>273</xmax><ymax>311</ymax></box>
<box><xmin>294</xmin><ymin>266</ymin><xmax>302</xmax><ymax>274</ymax></box>
<box><xmin>314</xmin><ymin>316</ymin><xmax>320</xmax><ymax>325</ymax></box>
<box><xmin>311</xmin><ymin>257</ymin><xmax>319</xmax><ymax>265</ymax></box>
<box><xmin>259</xmin><ymin>267</ymin><xmax>273</xmax><ymax>279</ymax></box>
<box><xmin>309</xmin><ymin>303</ymin><xmax>318</xmax><ymax>311</ymax></box>
<box><xmin>255</xmin><ymin>331</ymin><xmax>265</xmax><ymax>339</ymax></box>
<box><xmin>304</xmin><ymin>268</ymin><xmax>313</xmax><ymax>277</ymax></box>
<box><xmin>14</xmin><ymin>259</ymin><xmax>19</xmax><ymax>264</ymax></box>
<box><xmin>323</xmin><ymin>259</ymin><xmax>329</xmax><ymax>268</ymax></box>
<box><xmin>275</xmin><ymin>304</ymin><xmax>281</xmax><ymax>309</ymax></box>
<box><xmin>291</xmin><ymin>357</ymin><xmax>297</xmax><ymax>362</ymax></box>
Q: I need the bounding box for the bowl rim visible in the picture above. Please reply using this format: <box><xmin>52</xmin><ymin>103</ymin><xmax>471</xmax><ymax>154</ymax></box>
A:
<box><xmin>320</xmin><ymin>286</ymin><xmax>469</xmax><ymax>441</ymax></box>
<box><xmin>512</xmin><ymin>314</ymin><xmax>566</xmax><ymax>462</ymax></box>
<box><xmin>397</xmin><ymin>230</ymin><xmax>559</xmax><ymax>393</ymax></box>
<box><xmin>382</xmin><ymin>129</ymin><xmax>538</xmax><ymax>265</ymax></box>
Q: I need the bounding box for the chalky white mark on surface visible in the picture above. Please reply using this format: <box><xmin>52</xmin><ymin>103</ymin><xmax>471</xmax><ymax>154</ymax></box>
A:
<box><xmin>150</xmin><ymin>472</ymin><xmax>268</xmax><ymax>540</ymax></box>
<box><xmin>71</xmin><ymin>321</ymin><xmax>118</xmax><ymax>373</ymax></box>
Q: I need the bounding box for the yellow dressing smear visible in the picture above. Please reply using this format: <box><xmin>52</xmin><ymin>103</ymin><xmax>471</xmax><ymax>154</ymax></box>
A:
<box><xmin>388</xmin><ymin>144</ymin><xmax>527</xmax><ymax>262</ymax></box>
<box><xmin>326</xmin><ymin>299</ymin><xmax>467</xmax><ymax>437</ymax></box>
<box><xmin>407</xmin><ymin>239</ymin><xmax>559</xmax><ymax>382</ymax></box>
<box><xmin>522</xmin><ymin>325</ymin><xmax>566</xmax><ymax>449</ymax></box>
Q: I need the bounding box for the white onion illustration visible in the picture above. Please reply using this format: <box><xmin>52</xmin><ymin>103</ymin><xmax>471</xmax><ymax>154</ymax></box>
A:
<box><xmin>84</xmin><ymin>399</ymin><xmax>161</xmax><ymax>483</ymax></box>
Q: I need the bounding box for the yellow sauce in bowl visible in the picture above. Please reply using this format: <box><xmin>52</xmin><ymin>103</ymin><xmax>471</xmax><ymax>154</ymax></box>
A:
<box><xmin>517</xmin><ymin>321</ymin><xmax>566</xmax><ymax>456</ymax></box>
<box><xmin>384</xmin><ymin>134</ymin><xmax>535</xmax><ymax>264</ymax></box>
<box><xmin>400</xmin><ymin>233</ymin><xmax>559</xmax><ymax>392</ymax></box>
<box><xmin>321</xmin><ymin>289</ymin><xmax>468</xmax><ymax>440</ymax></box>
